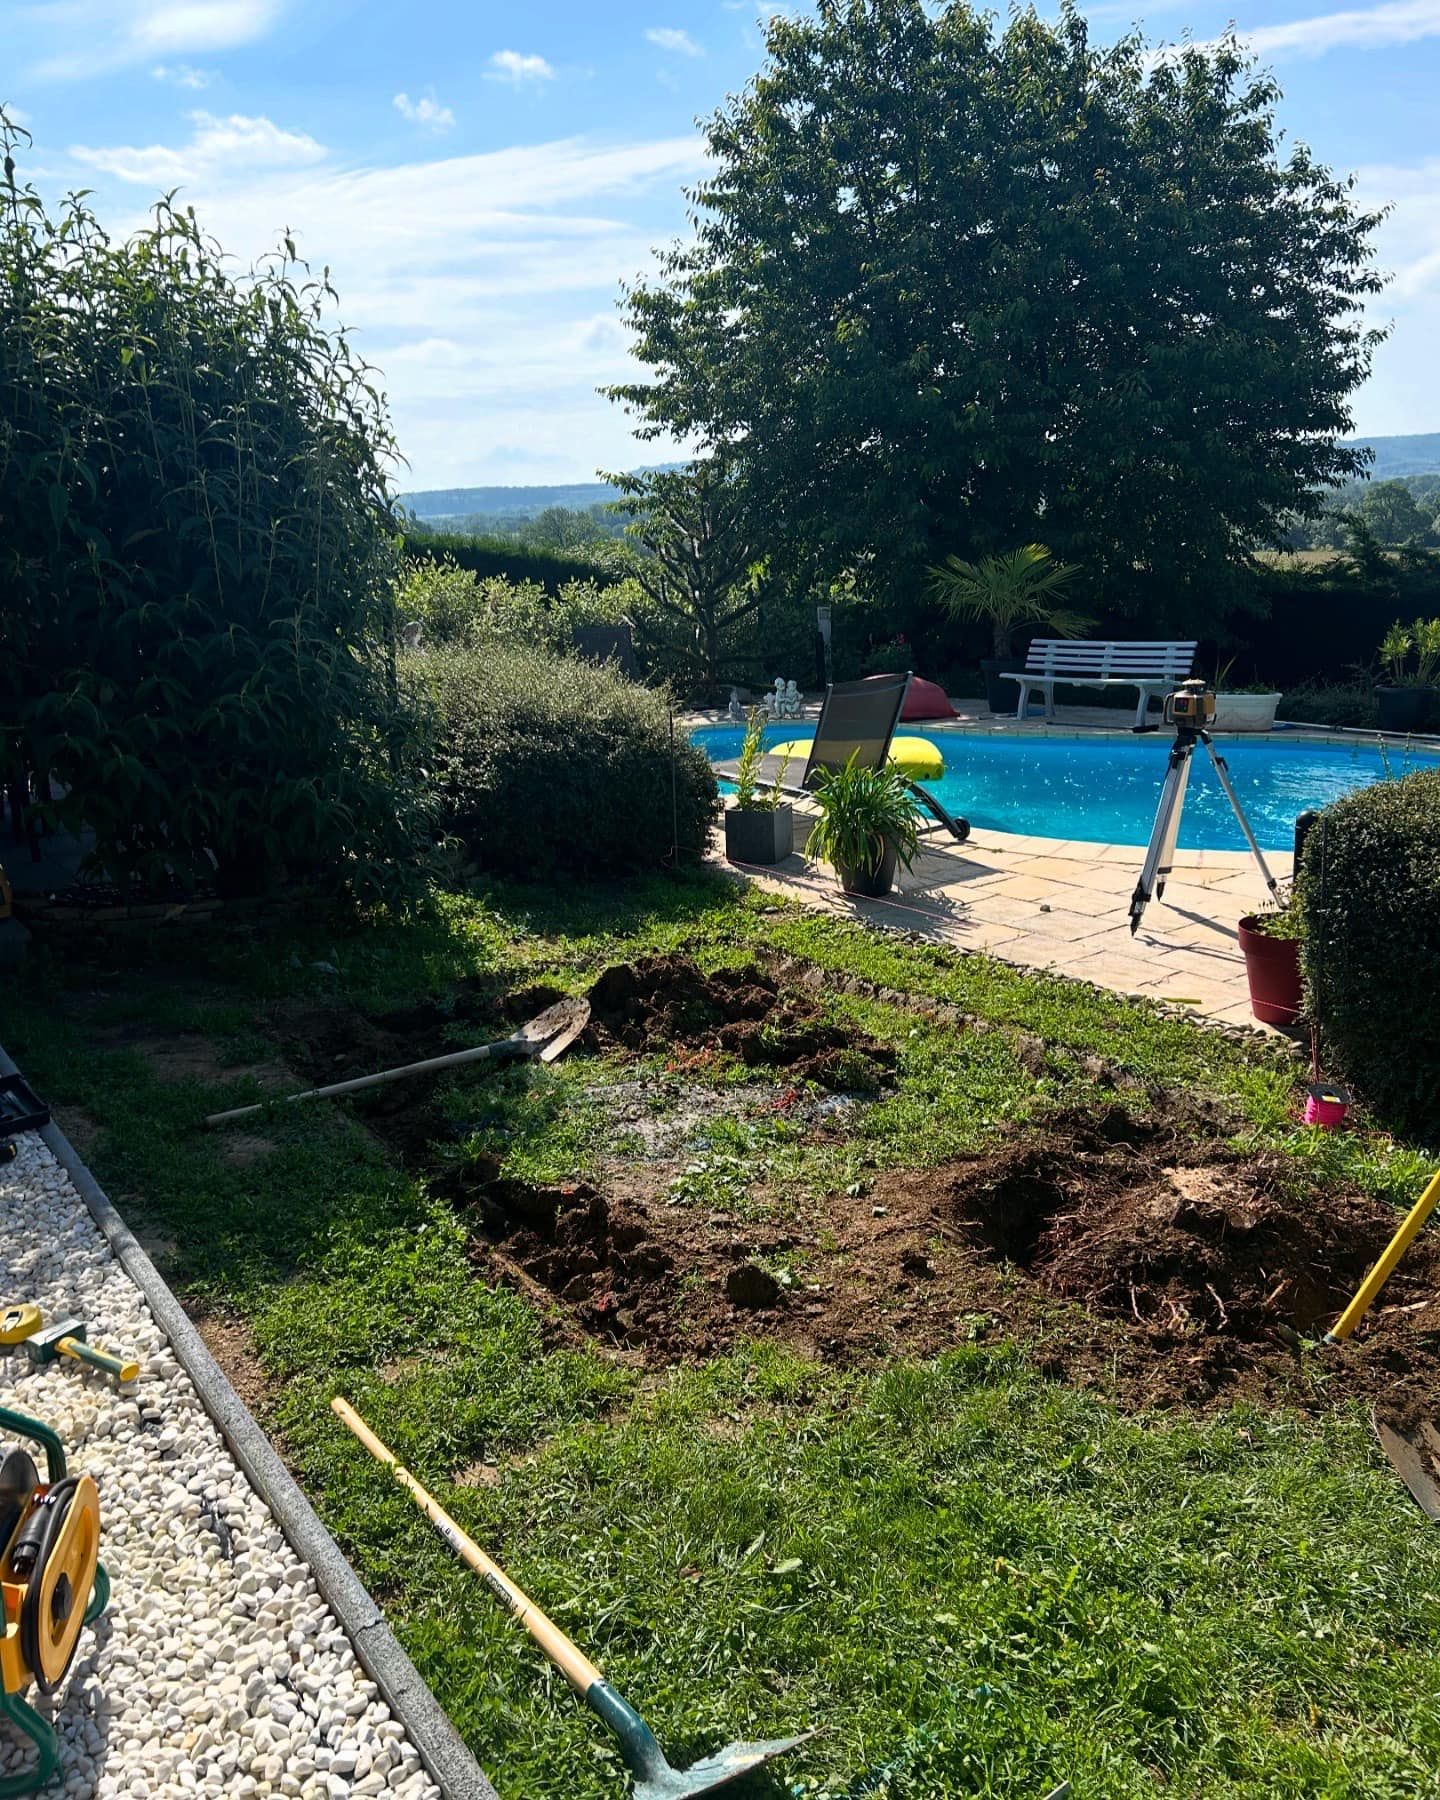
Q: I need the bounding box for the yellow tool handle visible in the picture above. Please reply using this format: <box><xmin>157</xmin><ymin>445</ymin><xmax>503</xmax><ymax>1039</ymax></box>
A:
<box><xmin>59</xmin><ymin>1337</ymin><xmax>140</xmax><ymax>1383</ymax></box>
<box><xmin>1326</xmin><ymin>1168</ymin><xmax>1440</xmax><ymax>1344</ymax></box>
<box><xmin>330</xmin><ymin>1398</ymin><xmax>605</xmax><ymax>1694</ymax></box>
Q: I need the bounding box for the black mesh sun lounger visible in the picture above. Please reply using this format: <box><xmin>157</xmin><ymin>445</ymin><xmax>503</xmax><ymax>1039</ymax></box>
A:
<box><xmin>716</xmin><ymin>672</ymin><xmax>970</xmax><ymax>844</ymax></box>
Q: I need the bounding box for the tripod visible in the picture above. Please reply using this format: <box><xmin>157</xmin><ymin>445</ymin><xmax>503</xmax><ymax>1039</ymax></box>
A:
<box><xmin>1128</xmin><ymin>725</ymin><xmax>1281</xmax><ymax>934</ymax></box>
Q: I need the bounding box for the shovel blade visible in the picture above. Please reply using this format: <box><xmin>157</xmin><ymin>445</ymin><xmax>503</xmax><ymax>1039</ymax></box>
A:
<box><xmin>513</xmin><ymin>996</ymin><xmax>590</xmax><ymax>1054</ymax></box>
<box><xmin>633</xmin><ymin>1731</ymin><xmax>821</xmax><ymax>1800</ymax></box>
<box><xmin>1375</xmin><ymin>1415</ymin><xmax>1440</xmax><ymax>1521</ymax></box>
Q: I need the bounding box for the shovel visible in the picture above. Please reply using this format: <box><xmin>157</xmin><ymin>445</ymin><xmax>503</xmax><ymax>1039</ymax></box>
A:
<box><xmin>1374</xmin><ymin>1411</ymin><xmax>1440</xmax><ymax>1522</ymax></box>
<box><xmin>205</xmin><ymin>996</ymin><xmax>590</xmax><ymax>1127</ymax></box>
<box><xmin>332</xmin><ymin>1397</ymin><xmax>819</xmax><ymax>1798</ymax></box>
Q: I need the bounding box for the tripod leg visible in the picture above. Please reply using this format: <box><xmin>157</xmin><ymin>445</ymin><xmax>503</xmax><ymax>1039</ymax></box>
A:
<box><xmin>1201</xmin><ymin>735</ymin><xmax>1281</xmax><ymax>904</ymax></box>
<box><xmin>1129</xmin><ymin>744</ymin><xmax>1192</xmax><ymax>934</ymax></box>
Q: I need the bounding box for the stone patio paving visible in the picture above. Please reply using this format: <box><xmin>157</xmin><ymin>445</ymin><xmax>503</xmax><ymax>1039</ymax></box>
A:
<box><xmin>721</xmin><ymin>817</ymin><xmax>1288</xmax><ymax>1027</ymax></box>
<box><xmin>703</xmin><ymin>700</ymin><xmax>1297</xmax><ymax>1027</ymax></box>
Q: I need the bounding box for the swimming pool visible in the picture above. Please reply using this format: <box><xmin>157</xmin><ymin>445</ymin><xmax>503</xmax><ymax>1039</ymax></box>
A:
<box><xmin>692</xmin><ymin>723</ymin><xmax>1440</xmax><ymax>851</ymax></box>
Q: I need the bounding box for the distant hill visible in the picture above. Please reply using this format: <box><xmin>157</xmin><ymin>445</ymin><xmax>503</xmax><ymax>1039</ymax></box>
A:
<box><xmin>401</xmin><ymin>441</ymin><xmax>1440</xmax><ymax>522</ymax></box>
<box><xmin>399</xmin><ymin>466</ymin><xmax>681</xmax><ymax>524</ymax></box>
<box><xmin>1353</xmin><ymin>434</ymin><xmax>1440</xmax><ymax>479</ymax></box>
<box><xmin>400</xmin><ymin>479</ymin><xmax>621</xmax><ymax>522</ymax></box>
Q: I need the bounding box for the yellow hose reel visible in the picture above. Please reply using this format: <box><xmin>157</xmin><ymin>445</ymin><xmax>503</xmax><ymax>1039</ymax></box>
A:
<box><xmin>0</xmin><ymin>1406</ymin><xmax>108</xmax><ymax>1798</ymax></box>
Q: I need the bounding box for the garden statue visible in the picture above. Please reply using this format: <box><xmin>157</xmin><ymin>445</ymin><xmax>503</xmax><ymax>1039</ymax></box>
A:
<box><xmin>764</xmin><ymin>678</ymin><xmax>803</xmax><ymax>720</ymax></box>
<box><xmin>401</xmin><ymin>620</ymin><xmax>424</xmax><ymax>651</ymax></box>
<box><xmin>726</xmin><ymin>687</ymin><xmax>746</xmax><ymax>722</ymax></box>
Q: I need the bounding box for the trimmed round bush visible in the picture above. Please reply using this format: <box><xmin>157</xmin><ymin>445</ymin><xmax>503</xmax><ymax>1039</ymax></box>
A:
<box><xmin>1298</xmin><ymin>768</ymin><xmax>1440</xmax><ymax>1140</ymax></box>
<box><xmin>422</xmin><ymin>643</ymin><xmax>719</xmax><ymax>879</ymax></box>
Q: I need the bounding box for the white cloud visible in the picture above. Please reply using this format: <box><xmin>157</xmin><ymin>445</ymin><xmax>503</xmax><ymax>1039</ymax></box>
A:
<box><xmin>485</xmin><ymin>50</ymin><xmax>556</xmax><ymax>85</ymax></box>
<box><xmin>645</xmin><ymin>26</ymin><xmax>704</xmax><ymax>54</ymax></box>
<box><xmin>1151</xmin><ymin>0</ymin><xmax>1440</xmax><ymax>65</ymax></box>
<box><xmin>393</xmin><ymin>92</ymin><xmax>456</xmax><ymax>133</ymax></box>
<box><xmin>69</xmin><ymin>110</ymin><xmax>326</xmax><ymax>185</ymax></box>
<box><xmin>29</xmin><ymin>0</ymin><xmax>282</xmax><ymax>79</ymax></box>
<box><xmin>1242</xmin><ymin>0</ymin><xmax>1440</xmax><ymax>57</ymax></box>
<box><xmin>1346</xmin><ymin>157</ymin><xmax>1440</xmax><ymax>435</ymax></box>
<box><xmin>68</xmin><ymin>127</ymin><xmax>706</xmax><ymax>482</ymax></box>
<box><xmin>152</xmin><ymin>62</ymin><xmax>212</xmax><ymax>87</ymax></box>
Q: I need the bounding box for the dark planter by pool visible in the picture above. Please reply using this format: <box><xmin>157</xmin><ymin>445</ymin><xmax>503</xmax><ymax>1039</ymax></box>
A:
<box><xmin>1238</xmin><ymin>915</ymin><xmax>1303</xmax><ymax>1026</ymax></box>
<box><xmin>1376</xmin><ymin>685</ymin><xmax>1437</xmax><ymax>734</ymax></box>
<box><xmin>724</xmin><ymin>804</ymin><xmax>794</xmax><ymax>866</ymax></box>
<box><xmin>980</xmin><ymin>657</ymin><xmax>1020</xmax><ymax>716</ymax></box>
<box><xmin>836</xmin><ymin>837</ymin><xmax>899</xmax><ymax>899</ymax></box>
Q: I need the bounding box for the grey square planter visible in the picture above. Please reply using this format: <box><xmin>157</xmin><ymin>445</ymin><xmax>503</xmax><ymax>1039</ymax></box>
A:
<box><xmin>724</xmin><ymin>804</ymin><xmax>794</xmax><ymax>865</ymax></box>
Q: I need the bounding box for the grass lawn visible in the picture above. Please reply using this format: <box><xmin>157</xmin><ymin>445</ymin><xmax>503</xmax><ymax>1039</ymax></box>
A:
<box><xmin>3</xmin><ymin>872</ymin><xmax>1439</xmax><ymax>1798</ymax></box>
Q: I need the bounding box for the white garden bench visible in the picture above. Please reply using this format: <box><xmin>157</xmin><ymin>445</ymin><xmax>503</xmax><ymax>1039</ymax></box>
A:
<box><xmin>1002</xmin><ymin>639</ymin><xmax>1197</xmax><ymax>728</ymax></box>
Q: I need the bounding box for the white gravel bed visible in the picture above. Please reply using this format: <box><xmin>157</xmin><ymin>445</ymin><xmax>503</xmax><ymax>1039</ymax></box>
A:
<box><xmin>0</xmin><ymin>1133</ymin><xmax>443</xmax><ymax>1800</ymax></box>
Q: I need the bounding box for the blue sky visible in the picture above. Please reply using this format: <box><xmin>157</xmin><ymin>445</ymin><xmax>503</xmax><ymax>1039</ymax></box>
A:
<box><xmin>6</xmin><ymin>0</ymin><xmax>1439</xmax><ymax>490</ymax></box>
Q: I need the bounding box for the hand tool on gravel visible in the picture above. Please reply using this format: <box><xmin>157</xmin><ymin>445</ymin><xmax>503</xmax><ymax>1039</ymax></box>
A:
<box><xmin>331</xmin><ymin>1396</ymin><xmax>819</xmax><ymax>1799</ymax></box>
<box><xmin>1323</xmin><ymin>1167</ymin><xmax>1440</xmax><ymax>1344</ymax></box>
<box><xmin>9</xmin><ymin>1315</ymin><xmax>139</xmax><ymax>1384</ymax></box>
<box><xmin>1374</xmin><ymin>1410</ymin><xmax>1440</xmax><ymax>1522</ymax></box>
<box><xmin>205</xmin><ymin>995</ymin><xmax>590</xmax><ymax>1127</ymax></box>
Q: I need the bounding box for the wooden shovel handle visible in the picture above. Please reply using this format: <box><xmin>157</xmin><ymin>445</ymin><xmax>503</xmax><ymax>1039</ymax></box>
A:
<box><xmin>330</xmin><ymin>1397</ymin><xmax>604</xmax><ymax>1694</ymax></box>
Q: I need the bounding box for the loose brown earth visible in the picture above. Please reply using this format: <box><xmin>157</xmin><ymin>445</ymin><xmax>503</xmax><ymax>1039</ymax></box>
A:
<box><xmin>272</xmin><ymin>954</ymin><xmax>1440</xmax><ymax>1424</ymax></box>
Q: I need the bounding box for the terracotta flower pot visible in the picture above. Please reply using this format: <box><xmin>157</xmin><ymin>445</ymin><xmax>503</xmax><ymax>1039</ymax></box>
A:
<box><xmin>1237</xmin><ymin>915</ymin><xmax>1302</xmax><ymax>1025</ymax></box>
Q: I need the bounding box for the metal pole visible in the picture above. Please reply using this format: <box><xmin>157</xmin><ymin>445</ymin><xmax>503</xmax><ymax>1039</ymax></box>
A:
<box><xmin>1200</xmin><ymin>733</ymin><xmax>1281</xmax><ymax>904</ymax></box>
<box><xmin>1129</xmin><ymin>740</ymin><xmax>1192</xmax><ymax>933</ymax></box>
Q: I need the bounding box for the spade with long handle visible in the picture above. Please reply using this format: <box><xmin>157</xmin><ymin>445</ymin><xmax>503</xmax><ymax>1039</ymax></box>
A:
<box><xmin>204</xmin><ymin>997</ymin><xmax>590</xmax><ymax>1128</ymax></box>
<box><xmin>331</xmin><ymin>1397</ymin><xmax>818</xmax><ymax>1798</ymax></box>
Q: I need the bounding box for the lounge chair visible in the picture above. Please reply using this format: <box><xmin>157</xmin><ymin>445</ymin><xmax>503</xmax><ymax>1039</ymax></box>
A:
<box><xmin>717</xmin><ymin>672</ymin><xmax>970</xmax><ymax>844</ymax></box>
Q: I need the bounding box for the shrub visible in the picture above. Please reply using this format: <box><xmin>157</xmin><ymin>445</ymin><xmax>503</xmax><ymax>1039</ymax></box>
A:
<box><xmin>398</xmin><ymin>560</ymin><xmax>561</xmax><ymax>649</ymax></box>
<box><xmin>399</xmin><ymin>559</ymin><xmax>653</xmax><ymax>662</ymax></box>
<box><xmin>1298</xmin><ymin>769</ymin><xmax>1440</xmax><ymax>1140</ymax></box>
<box><xmin>420</xmin><ymin>643</ymin><xmax>719</xmax><ymax>879</ymax></box>
<box><xmin>401</xmin><ymin>529</ymin><xmax>604</xmax><ymax>591</ymax></box>
<box><xmin>1</xmin><ymin>125</ymin><xmax>427</xmax><ymax>901</ymax></box>
<box><xmin>1277</xmin><ymin>683</ymin><xmax>1379</xmax><ymax>730</ymax></box>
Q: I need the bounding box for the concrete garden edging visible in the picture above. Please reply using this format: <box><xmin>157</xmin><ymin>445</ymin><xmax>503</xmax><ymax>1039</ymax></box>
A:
<box><xmin>0</xmin><ymin>1040</ymin><xmax>499</xmax><ymax>1800</ymax></box>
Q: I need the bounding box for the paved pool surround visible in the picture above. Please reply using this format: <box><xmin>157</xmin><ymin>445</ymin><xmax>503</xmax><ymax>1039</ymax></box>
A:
<box><xmin>696</xmin><ymin>702</ymin><xmax>1338</xmax><ymax>1028</ymax></box>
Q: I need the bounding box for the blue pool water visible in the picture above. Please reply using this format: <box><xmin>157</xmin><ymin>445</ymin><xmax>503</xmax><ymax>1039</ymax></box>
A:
<box><xmin>693</xmin><ymin>722</ymin><xmax>1440</xmax><ymax>851</ymax></box>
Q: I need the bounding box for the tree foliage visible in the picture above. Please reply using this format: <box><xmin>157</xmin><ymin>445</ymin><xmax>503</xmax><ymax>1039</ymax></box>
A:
<box><xmin>0</xmin><ymin>116</ymin><xmax>428</xmax><ymax>898</ymax></box>
<box><xmin>609</xmin><ymin>459</ymin><xmax>763</xmax><ymax>698</ymax></box>
<box><xmin>610</xmin><ymin>0</ymin><xmax>1385</xmax><ymax>628</ymax></box>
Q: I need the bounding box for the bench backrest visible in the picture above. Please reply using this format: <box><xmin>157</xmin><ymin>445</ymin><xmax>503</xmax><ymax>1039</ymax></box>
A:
<box><xmin>1022</xmin><ymin>639</ymin><xmax>1196</xmax><ymax>680</ymax></box>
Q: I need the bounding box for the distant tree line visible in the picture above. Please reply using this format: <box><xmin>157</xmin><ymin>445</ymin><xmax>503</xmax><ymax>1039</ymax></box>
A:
<box><xmin>1283</xmin><ymin>475</ymin><xmax>1440</xmax><ymax>550</ymax></box>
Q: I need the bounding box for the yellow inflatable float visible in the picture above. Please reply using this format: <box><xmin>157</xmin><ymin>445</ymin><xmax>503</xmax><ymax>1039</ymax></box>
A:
<box><xmin>772</xmin><ymin>736</ymin><xmax>945</xmax><ymax>781</ymax></box>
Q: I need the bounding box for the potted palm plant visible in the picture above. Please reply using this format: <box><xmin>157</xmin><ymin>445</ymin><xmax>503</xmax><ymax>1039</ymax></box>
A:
<box><xmin>806</xmin><ymin>756</ymin><xmax>920</xmax><ymax>898</ymax></box>
<box><xmin>1375</xmin><ymin>619</ymin><xmax>1440</xmax><ymax>734</ymax></box>
<box><xmin>929</xmin><ymin>544</ymin><xmax>1091</xmax><ymax>716</ymax></box>
<box><xmin>723</xmin><ymin>708</ymin><xmax>794</xmax><ymax>865</ymax></box>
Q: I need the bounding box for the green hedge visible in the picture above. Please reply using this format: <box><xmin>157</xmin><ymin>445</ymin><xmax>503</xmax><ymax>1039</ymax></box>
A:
<box><xmin>1299</xmin><ymin>769</ymin><xmax>1440</xmax><ymax>1141</ymax></box>
<box><xmin>401</xmin><ymin>530</ymin><xmax>604</xmax><ymax>593</ymax></box>
<box><xmin>420</xmin><ymin>643</ymin><xmax>718</xmax><ymax>879</ymax></box>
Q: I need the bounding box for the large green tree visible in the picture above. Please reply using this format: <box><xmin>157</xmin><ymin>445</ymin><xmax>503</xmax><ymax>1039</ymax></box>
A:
<box><xmin>1355</xmin><ymin>480</ymin><xmax>1433</xmax><ymax>546</ymax></box>
<box><xmin>609</xmin><ymin>0</ymin><xmax>1385</xmax><ymax>626</ymax></box>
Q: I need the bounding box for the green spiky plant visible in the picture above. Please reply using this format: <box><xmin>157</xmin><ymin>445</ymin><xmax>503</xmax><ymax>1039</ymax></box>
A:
<box><xmin>731</xmin><ymin>708</ymin><xmax>790</xmax><ymax>812</ymax></box>
<box><xmin>805</xmin><ymin>756</ymin><xmax>920</xmax><ymax>884</ymax></box>
<box><xmin>928</xmin><ymin>544</ymin><xmax>1091</xmax><ymax>658</ymax></box>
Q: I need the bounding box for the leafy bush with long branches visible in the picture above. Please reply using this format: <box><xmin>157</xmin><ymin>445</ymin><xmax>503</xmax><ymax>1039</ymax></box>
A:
<box><xmin>0</xmin><ymin>117</ymin><xmax>428</xmax><ymax>900</ymax></box>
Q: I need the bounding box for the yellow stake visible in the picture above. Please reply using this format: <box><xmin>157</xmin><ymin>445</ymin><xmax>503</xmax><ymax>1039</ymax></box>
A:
<box><xmin>1326</xmin><ymin>1168</ymin><xmax>1440</xmax><ymax>1344</ymax></box>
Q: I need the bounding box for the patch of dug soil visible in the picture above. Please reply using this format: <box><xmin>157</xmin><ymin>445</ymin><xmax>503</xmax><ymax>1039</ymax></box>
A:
<box><xmin>456</xmin><ymin>1102</ymin><xmax>1440</xmax><ymax>1422</ymax></box>
<box><xmin>584</xmin><ymin>955</ymin><xmax>897</xmax><ymax>1090</ymax></box>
